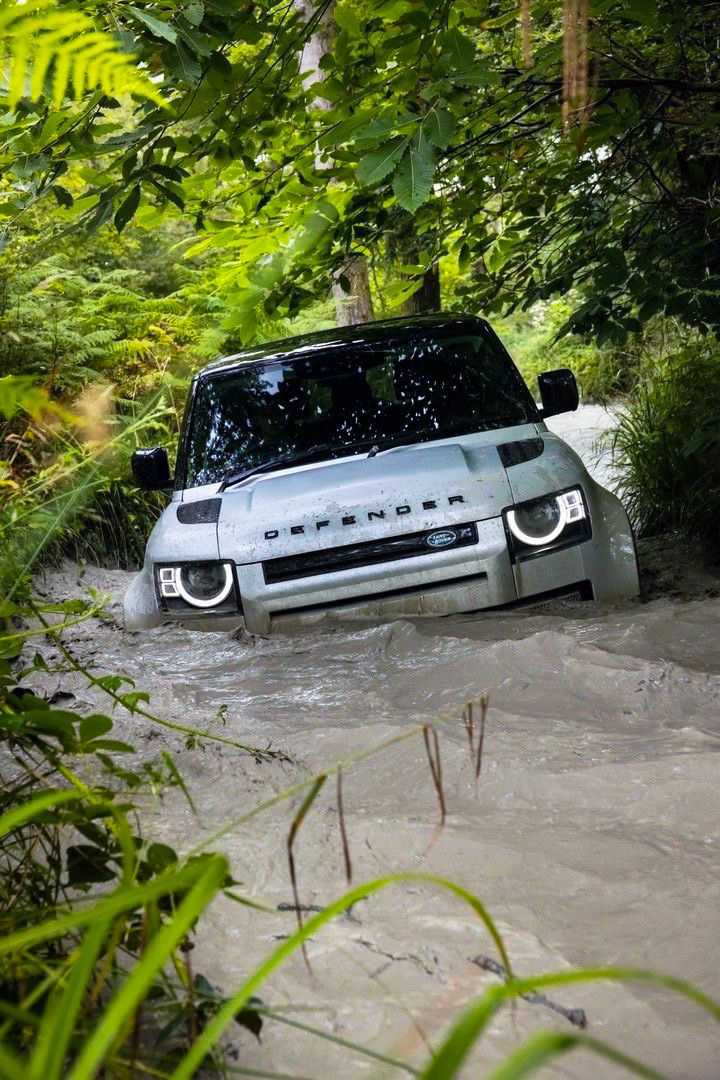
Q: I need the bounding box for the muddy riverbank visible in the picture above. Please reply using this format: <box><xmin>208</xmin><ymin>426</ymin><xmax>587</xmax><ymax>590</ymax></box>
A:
<box><xmin>28</xmin><ymin>408</ymin><xmax>720</xmax><ymax>1078</ymax></box>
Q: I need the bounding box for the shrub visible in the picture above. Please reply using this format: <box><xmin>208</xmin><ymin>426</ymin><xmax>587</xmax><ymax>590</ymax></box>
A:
<box><xmin>1</xmin><ymin>379</ymin><xmax>177</xmax><ymax>572</ymax></box>
<box><xmin>610</xmin><ymin>335</ymin><xmax>720</xmax><ymax>548</ymax></box>
<box><xmin>493</xmin><ymin>299</ymin><xmax>619</xmax><ymax>401</ymax></box>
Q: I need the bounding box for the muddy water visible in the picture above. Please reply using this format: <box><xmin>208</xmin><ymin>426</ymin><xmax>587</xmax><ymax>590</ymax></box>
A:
<box><xmin>34</xmin><ymin>407</ymin><xmax>720</xmax><ymax>1078</ymax></box>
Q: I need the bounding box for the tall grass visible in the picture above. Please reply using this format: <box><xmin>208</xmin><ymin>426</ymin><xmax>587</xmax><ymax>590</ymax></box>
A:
<box><xmin>610</xmin><ymin>336</ymin><xmax>720</xmax><ymax>549</ymax></box>
<box><xmin>0</xmin><ymin>380</ymin><xmax>177</xmax><ymax>576</ymax></box>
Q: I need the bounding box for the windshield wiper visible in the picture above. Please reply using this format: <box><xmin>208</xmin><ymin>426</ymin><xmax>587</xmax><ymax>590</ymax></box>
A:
<box><xmin>219</xmin><ymin>440</ymin><xmax>382</xmax><ymax>491</ymax></box>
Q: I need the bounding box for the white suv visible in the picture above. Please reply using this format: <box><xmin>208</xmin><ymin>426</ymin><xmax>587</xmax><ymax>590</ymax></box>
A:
<box><xmin>124</xmin><ymin>313</ymin><xmax>639</xmax><ymax>635</ymax></box>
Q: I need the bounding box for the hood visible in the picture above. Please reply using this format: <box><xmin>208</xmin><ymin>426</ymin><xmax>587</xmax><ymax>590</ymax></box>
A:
<box><xmin>216</xmin><ymin>434</ymin><xmax>521</xmax><ymax>563</ymax></box>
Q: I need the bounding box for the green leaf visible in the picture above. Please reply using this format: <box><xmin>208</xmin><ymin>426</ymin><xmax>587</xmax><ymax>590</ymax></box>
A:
<box><xmin>458</xmin><ymin>241</ymin><xmax>471</xmax><ymax>272</ymax></box>
<box><xmin>67</xmin><ymin>856</ymin><xmax>228</xmax><ymax>1080</ymax></box>
<box><xmin>356</xmin><ymin>138</ymin><xmax>407</xmax><ymax>186</ymax></box>
<box><xmin>319</xmin><ymin>109</ymin><xmax>416</xmax><ymax>149</ymax></box>
<box><xmin>620</xmin><ymin>0</ymin><xmax>658</xmax><ymax>26</ymax></box>
<box><xmin>66</xmin><ymin>845</ymin><xmax>115</xmax><ymax>887</ymax></box>
<box><xmin>375</xmin><ymin>0</ymin><xmax>414</xmax><ymax>18</ymax></box>
<box><xmin>146</xmin><ymin>842</ymin><xmax>178</xmax><ymax>872</ymax></box>
<box><xmin>0</xmin><ymin>376</ymin><xmax>51</xmax><ymax>420</ymax></box>
<box><xmin>79</xmin><ymin>715</ymin><xmax>113</xmax><ymax>743</ymax></box>
<box><xmin>0</xmin><ymin>789</ymin><xmax>83</xmax><ymax>840</ymax></box>
<box><xmin>480</xmin><ymin>11</ymin><xmax>518</xmax><ymax>28</ymax></box>
<box><xmin>175</xmin><ymin>41</ymin><xmax>202</xmax><ymax>83</ymax></box>
<box><xmin>334</xmin><ymin>2</ymin><xmax>361</xmax><ymax>35</ymax></box>
<box><xmin>149</xmin><ymin>179</ymin><xmax>186</xmax><ymax>211</ymax></box>
<box><xmin>128</xmin><ymin>6</ymin><xmax>178</xmax><ymax>43</ymax></box>
<box><xmin>183</xmin><ymin>1</ymin><xmax>205</xmax><ymax>26</ymax></box>
<box><xmin>114</xmin><ymin>185</ymin><xmax>141</xmax><ymax>232</ymax></box>
<box><xmin>88</xmin><ymin>739</ymin><xmax>134</xmax><ymax>753</ymax></box>
<box><xmin>486</xmin><ymin>235</ymin><xmax>518</xmax><ymax>274</ymax></box>
<box><xmin>424</xmin><ymin>105</ymin><xmax>456</xmax><ymax>150</ymax></box>
<box><xmin>235</xmin><ymin>1006</ymin><xmax>263</xmax><ymax>1039</ymax></box>
<box><xmin>176</xmin><ymin>17</ymin><xmax>212</xmax><ymax>56</ymax></box>
<box><xmin>51</xmin><ymin>185</ymin><xmax>74</xmax><ymax>208</ymax></box>
<box><xmin>119</xmin><ymin>690</ymin><xmax>151</xmax><ymax>711</ymax></box>
<box><xmin>87</xmin><ymin>198</ymin><xmax>116</xmax><ymax>234</ymax></box>
<box><xmin>392</xmin><ymin>130</ymin><xmax>438</xmax><ymax>212</ymax></box>
<box><xmin>437</xmin><ymin>28</ymin><xmax>475</xmax><ymax>72</ymax></box>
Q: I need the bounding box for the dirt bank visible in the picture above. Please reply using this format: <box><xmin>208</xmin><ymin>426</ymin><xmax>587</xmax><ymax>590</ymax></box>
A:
<box><xmin>28</xmin><ymin>407</ymin><xmax>720</xmax><ymax>1078</ymax></box>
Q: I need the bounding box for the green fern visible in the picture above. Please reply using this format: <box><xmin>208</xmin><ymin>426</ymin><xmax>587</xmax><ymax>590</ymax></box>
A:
<box><xmin>0</xmin><ymin>0</ymin><xmax>164</xmax><ymax>109</ymax></box>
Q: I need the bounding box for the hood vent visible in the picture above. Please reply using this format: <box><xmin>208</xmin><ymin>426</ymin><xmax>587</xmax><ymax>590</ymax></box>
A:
<box><xmin>177</xmin><ymin>498</ymin><xmax>221</xmax><ymax>524</ymax></box>
<box><xmin>497</xmin><ymin>437</ymin><xmax>544</xmax><ymax>468</ymax></box>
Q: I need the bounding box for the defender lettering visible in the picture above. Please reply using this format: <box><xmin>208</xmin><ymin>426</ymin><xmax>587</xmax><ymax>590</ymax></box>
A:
<box><xmin>263</xmin><ymin>495</ymin><xmax>466</xmax><ymax>541</ymax></box>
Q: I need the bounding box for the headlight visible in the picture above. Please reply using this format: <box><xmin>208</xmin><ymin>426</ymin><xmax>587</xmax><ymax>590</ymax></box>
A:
<box><xmin>156</xmin><ymin>561</ymin><xmax>236</xmax><ymax>609</ymax></box>
<box><xmin>505</xmin><ymin>488</ymin><xmax>590</xmax><ymax>560</ymax></box>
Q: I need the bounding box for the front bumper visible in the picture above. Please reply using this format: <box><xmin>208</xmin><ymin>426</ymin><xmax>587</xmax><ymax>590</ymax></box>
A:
<box><xmin>123</xmin><ymin>487</ymin><xmax>640</xmax><ymax>635</ymax></box>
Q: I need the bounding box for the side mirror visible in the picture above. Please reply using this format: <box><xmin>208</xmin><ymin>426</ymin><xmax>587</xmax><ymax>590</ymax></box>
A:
<box><xmin>538</xmin><ymin>368</ymin><xmax>579</xmax><ymax>418</ymax></box>
<box><xmin>131</xmin><ymin>447</ymin><xmax>172</xmax><ymax>491</ymax></box>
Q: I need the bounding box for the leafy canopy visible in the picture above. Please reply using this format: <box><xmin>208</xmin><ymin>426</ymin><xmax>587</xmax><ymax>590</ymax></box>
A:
<box><xmin>0</xmin><ymin>0</ymin><xmax>719</xmax><ymax>342</ymax></box>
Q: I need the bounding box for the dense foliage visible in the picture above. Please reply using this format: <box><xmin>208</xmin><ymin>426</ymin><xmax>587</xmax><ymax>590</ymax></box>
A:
<box><xmin>1</xmin><ymin>0</ymin><xmax>719</xmax><ymax>555</ymax></box>
<box><xmin>0</xmin><ymin>652</ymin><xmax>242</xmax><ymax>1076</ymax></box>
<box><xmin>611</xmin><ymin>336</ymin><xmax>720</xmax><ymax>547</ymax></box>
<box><xmin>2</xmin><ymin>0</ymin><xmax>719</xmax><ymax>346</ymax></box>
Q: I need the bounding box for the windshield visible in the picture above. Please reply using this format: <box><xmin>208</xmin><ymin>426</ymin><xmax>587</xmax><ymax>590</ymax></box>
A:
<box><xmin>182</xmin><ymin>329</ymin><xmax>538</xmax><ymax>488</ymax></box>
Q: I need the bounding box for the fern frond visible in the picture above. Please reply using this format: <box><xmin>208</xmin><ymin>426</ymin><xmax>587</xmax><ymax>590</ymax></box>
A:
<box><xmin>0</xmin><ymin>0</ymin><xmax>165</xmax><ymax>109</ymax></box>
<box><xmin>110</xmin><ymin>338</ymin><xmax>157</xmax><ymax>361</ymax></box>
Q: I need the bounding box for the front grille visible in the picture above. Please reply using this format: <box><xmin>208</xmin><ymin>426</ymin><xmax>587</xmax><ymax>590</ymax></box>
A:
<box><xmin>263</xmin><ymin>521</ymin><xmax>479</xmax><ymax>584</ymax></box>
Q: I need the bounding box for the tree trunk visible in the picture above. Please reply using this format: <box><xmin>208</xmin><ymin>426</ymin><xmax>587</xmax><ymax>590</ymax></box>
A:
<box><xmin>393</xmin><ymin>222</ymin><xmax>441</xmax><ymax>315</ymax></box>
<box><xmin>402</xmin><ymin>264</ymin><xmax>441</xmax><ymax>315</ymax></box>
<box><xmin>294</xmin><ymin>0</ymin><xmax>374</xmax><ymax>326</ymax></box>
<box><xmin>332</xmin><ymin>256</ymin><xmax>375</xmax><ymax>325</ymax></box>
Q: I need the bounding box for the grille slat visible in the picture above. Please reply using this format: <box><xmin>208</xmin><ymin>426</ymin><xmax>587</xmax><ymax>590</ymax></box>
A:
<box><xmin>263</xmin><ymin>522</ymin><xmax>479</xmax><ymax>584</ymax></box>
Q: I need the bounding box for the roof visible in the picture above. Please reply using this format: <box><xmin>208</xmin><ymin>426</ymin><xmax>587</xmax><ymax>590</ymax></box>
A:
<box><xmin>196</xmin><ymin>312</ymin><xmax>488</xmax><ymax>377</ymax></box>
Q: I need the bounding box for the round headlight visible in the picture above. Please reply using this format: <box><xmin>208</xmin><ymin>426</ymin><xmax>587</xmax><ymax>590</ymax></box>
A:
<box><xmin>176</xmin><ymin>562</ymin><xmax>234</xmax><ymax>607</ymax></box>
<box><xmin>507</xmin><ymin>496</ymin><xmax>566</xmax><ymax>546</ymax></box>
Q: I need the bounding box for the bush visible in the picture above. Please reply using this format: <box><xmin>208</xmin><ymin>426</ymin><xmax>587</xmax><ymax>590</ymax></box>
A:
<box><xmin>610</xmin><ymin>335</ymin><xmax>720</xmax><ymax>548</ymax></box>
<box><xmin>0</xmin><ymin>380</ymin><xmax>177</xmax><ymax>572</ymax></box>
<box><xmin>0</xmin><ymin>653</ymin><xmax>240</xmax><ymax>1075</ymax></box>
<box><xmin>493</xmin><ymin>299</ymin><xmax>620</xmax><ymax>401</ymax></box>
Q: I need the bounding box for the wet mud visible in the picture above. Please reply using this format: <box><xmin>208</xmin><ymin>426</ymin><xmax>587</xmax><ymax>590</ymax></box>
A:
<box><xmin>28</xmin><ymin>408</ymin><xmax>720</xmax><ymax>1078</ymax></box>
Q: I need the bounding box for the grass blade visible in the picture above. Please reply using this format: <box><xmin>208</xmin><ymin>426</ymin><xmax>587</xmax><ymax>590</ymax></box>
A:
<box><xmin>420</xmin><ymin>967</ymin><xmax>720</xmax><ymax>1079</ymax></box>
<box><xmin>171</xmin><ymin>871</ymin><xmax>511</xmax><ymax>1080</ymax></box>
<box><xmin>0</xmin><ymin>1041</ymin><xmax>26</xmax><ymax>1080</ymax></box>
<box><xmin>475</xmin><ymin>694</ymin><xmax>487</xmax><ymax>780</ymax></box>
<box><xmin>67</xmin><ymin>855</ymin><xmax>227</xmax><ymax>1080</ymax></box>
<box><xmin>287</xmin><ymin>774</ymin><xmax>326</xmax><ymax>972</ymax></box>
<box><xmin>0</xmin><ymin>789</ymin><xmax>84</xmax><ymax>838</ymax></box>
<box><xmin>0</xmin><ymin>859</ymin><xmax>215</xmax><ymax>958</ymax></box>
<box><xmin>484</xmin><ymin>1030</ymin><xmax>663</xmax><ymax>1079</ymax></box>
<box><xmin>422</xmin><ymin>725</ymin><xmax>446</xmax><ymax>827</ymax></box>
<box><xmin>336</xmin><ymin>767</ymin><xmax>352</xmax><ymax>886</ymax></box>
<box><xmin>30</xmin><ymin>916</ymin><xmax>113</xmax><ymax>1080</ymax></box>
